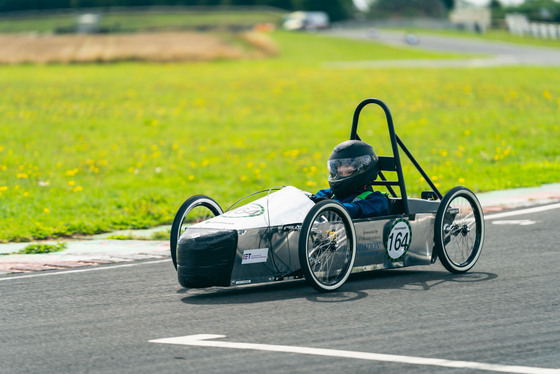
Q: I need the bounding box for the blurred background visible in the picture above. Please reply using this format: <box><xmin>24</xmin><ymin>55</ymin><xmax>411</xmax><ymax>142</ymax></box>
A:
<box><xmin>1</xmin><ymin>0</ymin><xmax>560</xmax><ymax>38</ymax></box>
<box><xmin>1</xmin><ymin>0</ymin><xmax>560</xmax><ymax>63</ymax></box>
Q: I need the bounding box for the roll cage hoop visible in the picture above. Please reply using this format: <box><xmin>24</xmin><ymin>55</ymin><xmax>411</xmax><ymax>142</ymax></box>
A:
<box><xmin>350</xmin><ymin>98</ymin><xmax>443</xmax><ymax>215</ymax></box>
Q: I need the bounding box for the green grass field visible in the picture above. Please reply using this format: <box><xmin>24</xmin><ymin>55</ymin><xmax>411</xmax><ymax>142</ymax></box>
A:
<box><xmin>1</xmin><ymin>31</ymin><xmax>559</xmax><ymax>242</ymax></box>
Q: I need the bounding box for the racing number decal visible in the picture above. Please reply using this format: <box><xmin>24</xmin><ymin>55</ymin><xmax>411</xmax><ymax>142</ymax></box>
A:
<box><xmin>385</xmin><ymin>218</ymin><xmax>412</xmax><ymax>262</ymax></box>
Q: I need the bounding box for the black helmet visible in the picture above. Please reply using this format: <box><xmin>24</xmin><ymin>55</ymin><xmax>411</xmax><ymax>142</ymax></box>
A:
<box><xmin>327</xmin><ymin>140</ymin><xmax>379</xmax><ymax>199</ymax></box>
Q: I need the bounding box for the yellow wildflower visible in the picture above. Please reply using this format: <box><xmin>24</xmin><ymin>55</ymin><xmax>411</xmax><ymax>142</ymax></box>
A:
<box><xmin>66</xmin><ymin>168</ymin><xmax>79</xmax><ymax>177</ymax></box>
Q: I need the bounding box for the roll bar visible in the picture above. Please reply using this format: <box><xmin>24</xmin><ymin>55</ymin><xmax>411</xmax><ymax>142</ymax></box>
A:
<box><xmin>350</xmin><ymin>98</ymin><xmax>443</xmax><ymax>215</ymax></box>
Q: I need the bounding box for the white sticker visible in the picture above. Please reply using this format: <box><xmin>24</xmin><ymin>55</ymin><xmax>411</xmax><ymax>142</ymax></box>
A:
<box><xmin>241</xmin><ymin>248</ymin><xmax>269</xmax><ymax>264</ymax></box>
<box><xmin>385</xmin><ymin>219</ymin><xmax>412</xmax><ymax>261</ymax></box>
<box><xmin>222</xmin><ymin>203</ymin><xmax>264</xmax><ymax>218</ymax></box>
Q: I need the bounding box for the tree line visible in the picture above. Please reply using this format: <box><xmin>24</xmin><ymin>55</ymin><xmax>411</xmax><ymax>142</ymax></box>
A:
<box><xmin>0</xmin><ymin>0</ymin><xmax>354</xmax><ymax>22</ymax></box>
<box><xmin>490</xmin><ymin>0</ymin><xmax>560</xmax><ymax>23</ymax></box>
<box><xmin>2</xmin><ymin>0</ymin><xmax>559</xmax><ymax>24</ymax></box>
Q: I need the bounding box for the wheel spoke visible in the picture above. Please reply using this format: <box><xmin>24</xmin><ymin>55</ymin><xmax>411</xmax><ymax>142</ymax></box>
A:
<box><xmin>436</xmin><ymin>187</ymin><xmax>484</xmax><ymax>273</ymax></box>
<box><xmin>444</xmin><ymin>196</ymin><xmax>475</xmax><ymax>265</ymax></box>
<box><xmin>304</xmin><ymin>206</ymin><xmax>353</xmax><ymax>288</ymax></box>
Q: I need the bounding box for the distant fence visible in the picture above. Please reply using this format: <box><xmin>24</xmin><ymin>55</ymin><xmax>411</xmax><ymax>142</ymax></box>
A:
<box><xmin>506</xmin><ymin>13</ymin><xmax>560</xmax><ymax>39</ymax></box>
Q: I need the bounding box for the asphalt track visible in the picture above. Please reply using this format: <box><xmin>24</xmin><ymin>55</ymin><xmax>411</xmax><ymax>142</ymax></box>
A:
<box><xmin>1</xmin><ymin>203</ymin><xmax>559</xmax><ymax>374</ymax></box>
<box><xmin>323</xmin><ymin>28</ymin><xmax>560</xmax><ymax>68</ymax></box>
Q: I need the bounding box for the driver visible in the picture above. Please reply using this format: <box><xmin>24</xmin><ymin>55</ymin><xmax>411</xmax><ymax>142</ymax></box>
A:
<box><xmin>311</xmin><ymin>140</ymin><xmax>389</xmax><ymax>219</ymax></box>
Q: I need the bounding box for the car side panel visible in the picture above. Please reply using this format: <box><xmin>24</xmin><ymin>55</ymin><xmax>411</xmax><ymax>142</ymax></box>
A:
<box><xmin>181</xmin><ymin>213</ymin><xmax>436</xmax><ymax>288</ymax></box>
<box><xmin>352</xmin><ymin>213</ymin><xmax>435</xmax><ymax>271</ymax></box>
<box><xmin>230</xmin><ymin>226</ymin><xmax>302</xmax><ymax>286</ymax></box>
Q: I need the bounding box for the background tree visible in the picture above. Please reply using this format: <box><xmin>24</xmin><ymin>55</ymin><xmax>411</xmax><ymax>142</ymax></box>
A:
<box><xmin>0</xmin><ymin>0</ymin><xmax>350</xmax><ymax>13</ymax></box>
<box><xmin>292</xmin><ymin>0</ymin><xmax>353</xmax><ymax>22</ymax></box>
<box><xmin>440</xmin><ymin>0</ymin><xmax>453</xmax><ymax>11</ymax></box>
<box><xmin>265</xmin><ymin>0</ymin><xmax>294</xmax><ymax>10</ymax></box>
<box><xmin>509</xmin><ymin>0</ymin><xmax>560</xmax><ymax>22</ymax></box>
<box><xmin>489</xmin><ymin>0</ymin><xmax>505</xmax><ymax>27</ymax></box>
<box><xmin>367</xmin><ymin>0</ymin><xmax>446</xmax><ymax>19</ymax></box>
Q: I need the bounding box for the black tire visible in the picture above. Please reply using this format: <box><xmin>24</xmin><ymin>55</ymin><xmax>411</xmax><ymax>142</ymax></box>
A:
<box><xmin>435</xmin><ymin>186</ymin><xmax>484</xmax><ymax>273</ymax></box>
<box><xmin>298</xmin><ymin>200</ymin><xmax>357</xmax><ymax>292</ymax></box>
<box><xmin>170</xmin><ymin>195</ymin><xmax>223</xmax><ymax>269</ymax></box>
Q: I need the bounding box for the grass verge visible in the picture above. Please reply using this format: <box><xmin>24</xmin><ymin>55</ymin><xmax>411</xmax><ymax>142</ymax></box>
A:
<box><xmin>13</xmin><ymin>242</ymin><xmax>67</xmax><ymax>254</ymax></box>
<box><xmin>0</xmin><ymin>31</ymin><xmax>558</xmax><ymax>241</ymax></box>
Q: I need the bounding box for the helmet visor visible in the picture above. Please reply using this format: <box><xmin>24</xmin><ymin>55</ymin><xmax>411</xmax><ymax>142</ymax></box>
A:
<box><xmin>328</xmin><ymin>155</ymin><xmax>372</xmax><ymax>182</ymax></box>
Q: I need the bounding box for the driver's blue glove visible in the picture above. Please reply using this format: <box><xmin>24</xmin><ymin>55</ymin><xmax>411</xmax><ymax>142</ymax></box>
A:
<box><xmin>309</xmin><ymin>194</ymin><xmax>329</xmax><ymax>204</ymax></box>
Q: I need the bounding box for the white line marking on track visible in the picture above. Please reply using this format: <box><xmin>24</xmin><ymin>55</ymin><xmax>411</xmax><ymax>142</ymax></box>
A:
<box><xmin>485</xmin><ymin>202</ymin><xmax>560</xmax><ymax>221</ymax></box>
<box><xmin>149</xmin><ymin>334</ymin><xmax>560</xmax><ymax>374</ymax></box>
<box><xmin>492</xmin><ymin>220</ymin><xmax>536</xmax><ymax>226</ymax></box>
<box><xmin>0</xmin><ymin>259</ymin><xmax>169</xmax><ymax>282</ymax></box>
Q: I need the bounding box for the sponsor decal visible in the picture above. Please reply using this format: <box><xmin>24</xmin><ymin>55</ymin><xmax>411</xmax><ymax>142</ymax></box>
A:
<box><xmin>241</xmin><ymin>248</ymin><xmax>269</xmax><ymax>264</ymax></box>
<box><xmin>385</xmin><ymin>218</ymin><xmax>412</xmax><ymax>262</ymax></box>
<box><xmin>363</xmin><ymin>229</ymin><xmax>379</xmax><ymax>235</ymax></box>
<box><xmin>357</xmin><ymin>242</ymin><xmax>382</xmax><ymax>257</ymax></box>
<box><xmin>360</xmin><ymin>235</ymin><xmax>381</xmax><ymax>242</ymax></box>
<box><xmin>222</xmin><ymin>203</ymin><xmax>265</xmax><ymax>218</ymax></box>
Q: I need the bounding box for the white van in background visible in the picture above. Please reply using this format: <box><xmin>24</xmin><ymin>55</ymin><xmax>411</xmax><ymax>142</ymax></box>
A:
<box><xmin>282</xmin><ymin>11</ymin><xmax>330</xmax><ymax>31</ymax></box>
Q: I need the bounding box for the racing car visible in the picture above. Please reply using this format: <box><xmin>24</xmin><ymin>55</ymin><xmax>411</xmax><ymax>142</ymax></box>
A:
<box><xmin>170</xmin><ymin>98</ymin><xmax>485</xmax><ymax>292</ymax></box>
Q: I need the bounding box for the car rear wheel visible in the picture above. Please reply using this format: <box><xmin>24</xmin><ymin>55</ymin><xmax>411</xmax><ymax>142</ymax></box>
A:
<box><xmin>298</xmin><ymin>200</ymin><xmax>356</xmax><ymax>292</ymax></box>
<box><xmin>170</xmin><ymin>195</ymin><xmax>223</xmax><ymax>269</ymax></box>
<box><xmin>434</xmin><ymin>186</ymin><xmax>484</xmax><ymax>273</ymax></box>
